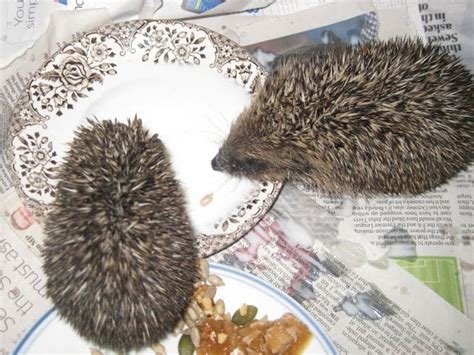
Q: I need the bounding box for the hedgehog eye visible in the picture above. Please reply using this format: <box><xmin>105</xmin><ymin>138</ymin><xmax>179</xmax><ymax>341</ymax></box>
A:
<box><xmin>244</xmin><ymin>158</ymin><xmax>267</xmax><ymax>171</ymax></box>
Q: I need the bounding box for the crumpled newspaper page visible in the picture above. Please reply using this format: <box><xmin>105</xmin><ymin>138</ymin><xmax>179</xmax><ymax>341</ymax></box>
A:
<box><xmin>0</xmin><ymin>0</ymin><xmax>162</xmax><ymax>67</ymax></box>
<box><xmin>0</xmin><ymin>0</ymin><xmax>273</xmax><ymax>67</ymax></box>
<box><xmin>1</xmin><ymin>0</ymin><xmax>473</xmax><ymax>354</ymax></box>
<box><xmin>211</xmin><ymin>185</ymin><xmax>474</xmax><ymax>354</ymax></box>
<box><xmin>418</xmin><ymin>0</ymin><xmax>473</xmax><ymax>71</ymax></box>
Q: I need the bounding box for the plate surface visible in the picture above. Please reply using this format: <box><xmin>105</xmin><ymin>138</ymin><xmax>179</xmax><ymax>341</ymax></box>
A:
<box><xmin>6</xmin><ymin>20</ymin><xmax>282</xmax><ymax>256</ymax></box>
<box><xmin>14</xmin><ymin>264</ymin><xmax>337</xmax><ymax>355</ymax></box>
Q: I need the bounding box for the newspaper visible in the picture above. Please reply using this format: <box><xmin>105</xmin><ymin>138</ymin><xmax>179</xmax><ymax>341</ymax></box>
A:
<box><xmin>1</xmin><ymin>0</ymin><xmax>473</xmax><ymax>353</ymax></box>
<box><xmin>0</xmin><ymin>0</ymin><xmax>162</xmax><ymax>67</ymax></box>
<box><xmin>317</xmin><ymin>164</ymin><xmax>474</xmax><ymax>318</ymax></box>
<box><xmin>418</xmin><ymin>0</ymin><xmax>474</xmax><ymax>71</ymax></box>
<box><xmin>0</xmin><ymin>0</ymin><xmax>273</xmax><ymax>67</ymax></box>
<box><xmin>210</xmin><ymin>185</ymin><xmax>473</xmax><ymax>354</ymax></box>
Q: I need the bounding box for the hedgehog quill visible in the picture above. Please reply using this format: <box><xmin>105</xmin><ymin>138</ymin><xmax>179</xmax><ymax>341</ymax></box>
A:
<box><xmin>43</xmin><ymin>118</ymin><xmax>199</xmax><ymax>351</ymax></box>
<box><xmin>212</xmin><ymin>38</ymin><xmax>474</xmax><ymax>196</ymax></box>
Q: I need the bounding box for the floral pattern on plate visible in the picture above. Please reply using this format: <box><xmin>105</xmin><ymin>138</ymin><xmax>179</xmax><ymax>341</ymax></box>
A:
<box><xmin>6</xmin><ymin>20</ymin><xmax>281</xmax><ymax>257</ymax></box>
<box><xmin>29</xmin><ymin>34</ymin><xmax>120</xmax><ymax>118</ymax></box>
<box><xmin>134</xmin><ymin>22</ymin><xmax>215</xmax><ymax>65</ymax></box>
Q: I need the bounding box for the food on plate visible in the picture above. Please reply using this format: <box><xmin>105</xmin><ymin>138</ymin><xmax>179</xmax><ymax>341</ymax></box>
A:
<box><xmin>231</xmin><ymin>304</ymin><xmax>258</xmax><ymax>326</ymax></box>
<box><xmin>200</xmin><ymin>193</ymin><xmax>214</xmax><ymax>207</ymax></box>
<box><xmin>196</xmin><ymin>312</ymin><xmax>311</xmax><ymax>354</ymax></box>
<box><xmin>174</xmin><ymin>259</ymin><xmax>312</xmax><ymax>355</ymax></box>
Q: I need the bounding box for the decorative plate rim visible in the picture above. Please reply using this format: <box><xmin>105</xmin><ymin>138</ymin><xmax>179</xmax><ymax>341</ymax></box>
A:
<box><xmin>5</xmin><ymin>19</ymin><xmax>283</xmax><ymax>257</ymax></box>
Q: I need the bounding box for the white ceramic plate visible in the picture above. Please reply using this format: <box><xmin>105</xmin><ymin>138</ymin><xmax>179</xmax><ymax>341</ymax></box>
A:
<box><xmin>14</xmin><ymin>263</ymin><xmax>337</xmax><ymax>355</ymax></box>
<box><xmin>6</xmin><ymin>20</ymin><xmax>282</xmax><ymax>256</ymax></box>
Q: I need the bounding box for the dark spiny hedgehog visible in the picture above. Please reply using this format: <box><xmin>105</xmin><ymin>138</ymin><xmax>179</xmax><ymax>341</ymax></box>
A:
<box><xmin>43</xmin><ymin>118</ymin><xmax>199</xmax><ymax>351</ymax></box>
<box><xmin>211</xmin><ymin>38</ymin><xmax>474</xmax><ymax>196</ymax></box>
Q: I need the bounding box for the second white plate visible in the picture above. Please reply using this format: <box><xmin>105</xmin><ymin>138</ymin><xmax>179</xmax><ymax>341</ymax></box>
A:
<box><xmin>14</xmin><ymin>264</ymin><xmax>337</xmax><ymax>355</ymax></box>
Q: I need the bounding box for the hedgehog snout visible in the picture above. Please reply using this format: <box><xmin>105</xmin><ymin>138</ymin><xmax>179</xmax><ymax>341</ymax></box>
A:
<box><xmin>212</xmin><ymin>150</ymin><xmax>237</xmax><ymax>173</ymax></box>
<box><xmin>211</xmin><ymin>153</ymin><xmax>223</xmax><ymax>171</ymax></box>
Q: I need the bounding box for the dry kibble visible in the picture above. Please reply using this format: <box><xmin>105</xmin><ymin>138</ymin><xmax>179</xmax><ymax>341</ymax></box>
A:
<box><xmin>204</xmin><ymin>285</ymin><xmax>217</xmax><ymax>299</ymax></box>
<box><xmin>151</xmin><ymin>342</ymin><xmax>166</xmax><ymax>355</ymax></box>
<box><xmin>199</xmin><ymin>259</ymin><xmax>209</xmax><ymax>279</ymax></box>
<box><xmin>194</xmin><ymin>288</ymin><xmax>204</xmax><ymax>301</ymax></box>
<box><xmin>187</xmin><ymin>306</ymin><xmax>198</xmax><ymax>321</ymax></box>
<box><xmin>217</xmin><ymin>333</ymin><xmax>228</xmax><ymax>344</ymax></box>
<box><xmin>182</xmin><ymin>278</ymin><xmax>312</xmax><ymax>355</ymax></box>
<box><xmin>194</xmin><ymin>281</ymin><xmax>204</xmax><ymax>288</ymax></box>
<box><xmin>208</xmin><ymin>274</ymin><xmax>225</xmax><ymax>286</ymax></box>
<box><xmin>191</xmin><ymin>327</ymin><xmax>201</xmax><ymax>347</ymax></box>
<box><xmin>200</xmin><ymin>193</ymin><xmax>213</xmax><ymax>207</ymax></box>
<box><xmin>173</xmin><ymin>320</ymin><xmax>186</xmax><ymax>336</ymax></box>
<box><xmin>202</xmin><ymin>297</ymin><xmax>213</xmax><ymax>311</ymax></box>
<box><xmin>90</xmin><ymin>348</ymin><xmax>102</xmax><ymax>355</ymax></box>
<box><xmin>184</xmin><ymin>314</ymin><xmax>194</xmax><ymax>328</ymax></box>
<box><xmin>215</xmin><ymin>299</ymin><xmax>225</xmax><ymax>315</ymax></box>
<box><xmin>191</xmin><ymin>300</ymin><xmax>203</xmax><ymax>315</ymax></box>
<box><xmin>199</xmin><ymin>313</ymin><xmax>207</xmax><ymax>322</ymax></box>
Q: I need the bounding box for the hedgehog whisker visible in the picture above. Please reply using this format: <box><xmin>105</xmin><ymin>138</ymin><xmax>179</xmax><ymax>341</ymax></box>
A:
<box><xmin>202</xmin><ymin>115</ymin><xmax>225</xmax><ymax>139</ymax></box>
<box><xmin>205</xmin><ymin>115</ymin><xmax>230</xmax><ymax>145</ymax></box>
<box><xmin>229</xmin><ymin>176</ymin><xmax>243</xmax><ymax>193</ymax></box>
<box><xmin>211</xmin><ymin>111</ymin><xmax>232</xmax><ymax>133</ymax></box>
<box><xmin>213</xmin><ymin>176</ymin><xmax>232</xmax><ymax>193</ymax></box>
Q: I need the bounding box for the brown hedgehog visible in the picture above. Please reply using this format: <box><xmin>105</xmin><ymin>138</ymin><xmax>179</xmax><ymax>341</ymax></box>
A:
<box><xmin>43</xmin><ymin>118</ymin><xmax>199</xmax><ymax>351</ymax></box>
<box><xmin>211</xmin><ymin>38</ymin><xmax>474</xmax><ymax>196</ymax></box>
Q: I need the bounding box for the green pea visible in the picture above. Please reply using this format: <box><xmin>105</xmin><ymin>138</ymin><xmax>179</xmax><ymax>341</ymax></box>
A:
<box><xmin>232</xmin><ymin>305</ymin><xmax>258</xmax><ymax>326</ymax></box>
<box><xmin>178</xmin><ymin>334</ymin><xmax>195</xmax><ymax>355</ymax></box>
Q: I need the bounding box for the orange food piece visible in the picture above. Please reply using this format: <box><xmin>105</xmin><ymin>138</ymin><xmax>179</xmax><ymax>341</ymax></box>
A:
<box><xmin>264</xmin><ymin>325</ymin><xmax>294</xmax><ymax>354</ymax></box>
<box><xmin>196</xmin><ymin>313</ymin><xmax>311</xmax><ymax>355</ymax></box>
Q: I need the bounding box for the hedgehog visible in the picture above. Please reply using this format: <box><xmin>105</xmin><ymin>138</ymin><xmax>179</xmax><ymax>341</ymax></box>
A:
<box><xmin>43</xmin><ymin>117</ymin><xmax>199</xmax><ymax>351</ymax></box>
<box><xmin>211</xmin><ymin>37</ymin><xmax>474</xmax><ymax>196</ymax></box>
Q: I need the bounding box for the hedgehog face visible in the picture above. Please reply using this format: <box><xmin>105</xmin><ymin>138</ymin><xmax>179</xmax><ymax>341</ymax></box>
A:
<box><xmin>211</xmin><ymin>144</ymin><xmax>288</xmax><ymax>181</ymax></box>
<box><xmin>211</xmin><ymin>145</ymin><xmax>278</xmax><ymax>179</ymax></box>
<box><xmin>211</xmin><ymin>111</ymin><xmax>303</xmax><ymax>182</ymax></box>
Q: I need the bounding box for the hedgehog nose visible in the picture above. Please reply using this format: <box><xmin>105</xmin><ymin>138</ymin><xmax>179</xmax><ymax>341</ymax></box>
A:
<box><xmin>211</xmin><ymin>155</ymin><xmax>222</xmax><ymax>171</ymax></box>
